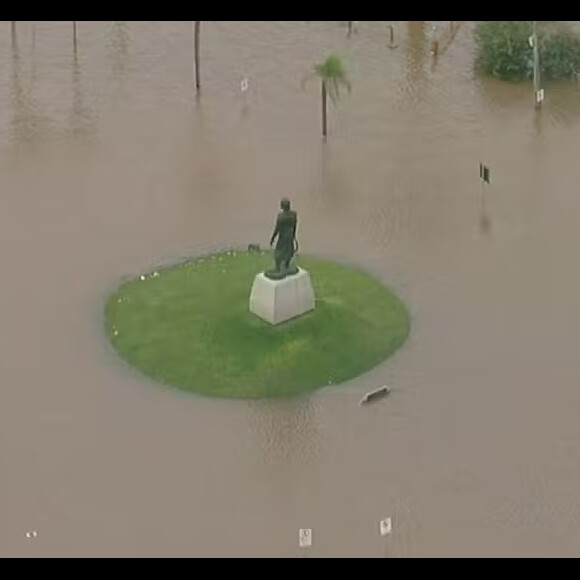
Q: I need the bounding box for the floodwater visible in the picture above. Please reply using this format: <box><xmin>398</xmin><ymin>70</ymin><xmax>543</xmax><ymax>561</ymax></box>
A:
<box><xmin>2</xmin><ymin>21</ymin><xmax>580</xmax><ymax>558</ymax></box>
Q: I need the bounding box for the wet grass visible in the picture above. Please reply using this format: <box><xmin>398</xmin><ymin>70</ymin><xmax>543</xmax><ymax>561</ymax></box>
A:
<box><xmin>105</xmin><ymin>252</ymin><xmax>411</xmax><ymax>399</ymax></box>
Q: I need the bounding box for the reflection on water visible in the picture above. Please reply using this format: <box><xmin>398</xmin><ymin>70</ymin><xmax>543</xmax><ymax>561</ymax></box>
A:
<box><xmin>478</xmin><ymin>192</ymin><xmax>492</xmax><ymax>237</ymax></box>
<box><xmin>107</xmin><ymin>21</ymin><xmax>130</xmax><ymax>80</ymax></box>
<box><xmin>9</xmin><ymin>27</ymin><xmax>43</xmax><ymax>147</ymax></box>
<box><xmin>67</xmin><ymin>53</ymin><xmax>96</xmax><ymax>143</ymax></box>
<box><xmin>248</xmin><ymin>398</ymin><xmax>323</xmax><ymax>468</ymax></box>
<box><xmin>2</xmin><ymin>21</ymin><xmax>580</xmax><ymax>558</ymax></box>
<box><xmin>402</xmin><ymin>21</ymin><xmax>427</xmax><ymax>106</ymax></box>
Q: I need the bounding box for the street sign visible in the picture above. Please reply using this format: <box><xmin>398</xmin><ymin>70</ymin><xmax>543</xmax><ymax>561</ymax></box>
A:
<box><xmin>299</xmin><ymin>529</ymin><xmax>313</xmax><ymax>549</ymax></box>
<box><xmin>536</xmin><ymin>89</ymin><xmax>545</xmax><ymax>104</ymax></box>
<box><xmin>380</xmin><ymin>518</ymin><xmax>393</xmax><ymax>537</ymax></box>
<box><xmin>480</xmin><ymin>164</ymin><xmax>491</xmax><ymax>185</ymax></box>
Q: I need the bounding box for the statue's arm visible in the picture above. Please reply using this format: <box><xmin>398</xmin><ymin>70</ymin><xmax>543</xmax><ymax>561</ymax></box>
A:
<box><xmin>270</xmin><ymin>219</ymin><xmax>280</xmax><ymax>246</ymax></box>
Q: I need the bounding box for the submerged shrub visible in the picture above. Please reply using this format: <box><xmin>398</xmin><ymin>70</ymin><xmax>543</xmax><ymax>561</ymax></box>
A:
<box><xmin>475</xmin><ymin>21</ymin><xmax>580</xmax><ymax>81</ymax></box>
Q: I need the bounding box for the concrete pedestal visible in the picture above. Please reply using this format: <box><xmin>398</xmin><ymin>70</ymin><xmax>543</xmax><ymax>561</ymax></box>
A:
<box><xmin>249</xmin><ymin>268</ymin><xmax>316</xmax><ymax>325</ymax></box>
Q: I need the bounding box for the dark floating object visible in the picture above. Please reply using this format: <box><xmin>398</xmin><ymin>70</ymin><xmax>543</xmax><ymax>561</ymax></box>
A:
<box><xmin>359</xmin><ymin>386</ymin><xmax>392</xmax><ymax>406</ymax></box>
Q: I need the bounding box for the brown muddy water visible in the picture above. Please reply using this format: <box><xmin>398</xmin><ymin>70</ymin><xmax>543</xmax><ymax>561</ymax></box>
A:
<box><xmin>2</xmin><ymin>21</ymin><xmax>580</xmax><ymax>558</ymax></box>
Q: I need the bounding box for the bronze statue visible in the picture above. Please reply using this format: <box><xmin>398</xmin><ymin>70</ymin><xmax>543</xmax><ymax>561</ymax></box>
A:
<box><xmin>265</xmin><ymin>199</ymin><xmax>299</xmax><ymax>280</ymax></box>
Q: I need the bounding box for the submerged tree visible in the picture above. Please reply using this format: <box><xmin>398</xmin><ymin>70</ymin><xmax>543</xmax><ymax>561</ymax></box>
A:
<box><xmin>475</xmin><ymin>21</ymin><xmax>580</xmax><ymax>81</ymax></box>
<box><xmin>305</xmin><ymin>55</ymin><xmax>351</xmax><ymax>140</ymax></box>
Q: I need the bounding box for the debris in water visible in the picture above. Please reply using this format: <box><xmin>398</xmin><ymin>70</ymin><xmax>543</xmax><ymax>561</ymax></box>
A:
<box><xmin>25</xmin><ymin>531</ymin><xmax>38</xmax><ymax>539</ymax></box>
<box><xmin>359</xmin><ymin>386</ymin><xmax>392</xmax><ymax>406</ymax></box>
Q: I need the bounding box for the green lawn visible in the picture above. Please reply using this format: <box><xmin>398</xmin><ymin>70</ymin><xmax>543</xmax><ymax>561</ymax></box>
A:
<box><xmin>105</xmin><ymin>252</ymin><xmax>411</xmax><ymax>399</ymax></box>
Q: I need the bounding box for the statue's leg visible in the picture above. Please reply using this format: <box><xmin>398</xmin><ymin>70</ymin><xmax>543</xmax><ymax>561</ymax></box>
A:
<box><xmin>285</xmin><ymin>257</ymin><xmax>299</xmax><ymax>276</ymax></box>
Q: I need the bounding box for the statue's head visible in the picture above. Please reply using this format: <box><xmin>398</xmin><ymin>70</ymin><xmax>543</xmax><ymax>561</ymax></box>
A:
<box><xmin>281</xmin><ymin>198</ymin><xmax>291</xmax><ymax>212</ymax></box>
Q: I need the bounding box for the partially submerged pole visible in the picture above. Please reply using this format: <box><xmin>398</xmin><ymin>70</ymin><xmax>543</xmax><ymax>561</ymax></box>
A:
<box><xmin>73</xmin><ymin>21</ymin><xmax>78</xmax><ymax>55</ymax></box>
<box><xmin>533</xmin><ymin>21</ymin><xmax>543</xmax><ymax>110</ymax></box>
<box><xmin>388</xmin><ymin>25</ymin><xmax>398</xmax><ymax>49</ymax></box>
<box><xmin>194</xmin><ymin>20</ymin><xmax>201</xmax><ymax>94</ymax></box>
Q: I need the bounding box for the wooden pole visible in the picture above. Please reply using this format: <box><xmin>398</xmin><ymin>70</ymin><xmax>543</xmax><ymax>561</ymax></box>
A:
<box><xmin>73</xmin><ymin>21</ymin><xmax>78</xmax><ymax>56</ymax></box>
<box><xmin>194</xmin><ymin>21</ymin><xmax>201</xmax><ymax>94</ymax></box>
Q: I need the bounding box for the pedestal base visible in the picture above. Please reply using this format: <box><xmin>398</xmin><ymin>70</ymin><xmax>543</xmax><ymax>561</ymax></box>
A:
<box><xmin>249</xmin><ymin>268</ymin><xmax>316</xmax><ymax>325</ymax></box>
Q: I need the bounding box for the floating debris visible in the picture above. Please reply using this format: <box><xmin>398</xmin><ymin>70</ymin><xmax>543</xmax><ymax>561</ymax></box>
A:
<box><xmin>25</xmin><ymin>531</ymin><xmax>38</xmax><ymax>539</ymax></box>
<box><xmin>359</xmin><ymin>386</ymin><xmax>392</xmax><ymax>406</ymax></box>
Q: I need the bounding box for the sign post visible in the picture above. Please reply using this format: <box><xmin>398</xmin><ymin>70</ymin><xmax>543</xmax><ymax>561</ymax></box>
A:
<box><xmin>380</xmin><ymin>517</ymin><xmax>393</xmax><ymax>558</ymax></box>
<box><xmin>479</xmin><ymin>163</ymin><xmax>492</xmax><ymax>234</ymax></box>
<box><xmin>532</xmin><ymin>21</ymin><xmax>543</xmax><ymax>110</ymax></box>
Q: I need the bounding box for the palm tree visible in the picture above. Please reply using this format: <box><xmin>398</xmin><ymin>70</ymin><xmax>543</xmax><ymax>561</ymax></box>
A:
<box><xmin>194</xmin><ymin>21</ymin><xmax>201</xmax><ymax>94</ymax></box>
<box><xmin>307</xmin><ymin>55</ymin><xmax>351</xmax><ymax>139</ymax></box>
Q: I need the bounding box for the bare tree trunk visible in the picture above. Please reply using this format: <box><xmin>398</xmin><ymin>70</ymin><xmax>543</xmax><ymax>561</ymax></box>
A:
<box><xmin>11</xmin><ymin>21</ymin><xmax>16</xmax><ymax>48</ymax></box>
<box><xmin>322</xmin><ymin>81</ymin><xmax>328</xmax><ymax>139</ymax></box>
<box><xmin>194</xmin><ymin>21</ymin><xmax>201</xmax><ymax>94</ymax></box>
<box><xmin>73</xmin><ymin>21</ymin><xmax>78</xmax><ymax>56</ymax></box>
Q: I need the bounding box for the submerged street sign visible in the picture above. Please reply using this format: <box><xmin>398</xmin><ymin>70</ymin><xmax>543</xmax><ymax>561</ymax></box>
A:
<box><xmin>380</xmin><ymin>518</ymin><xmax>393</xmax><ymax>537</ymax></box>
<box><xmin>536</xmin><ymin>89</ymin><xmax>545</xmax><ymax>105</ymax></box>
<box><xmin>480</xmin><ymin>163</ymin><xmax>491</xmax><ymax>185</ymax></box>
<box><xmin>299</xmin><ymin>529</ymin><xmax>313</xmax><ymax>549</ymax></box>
